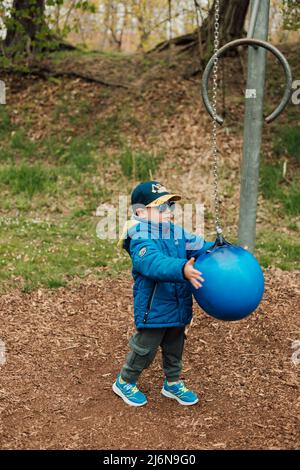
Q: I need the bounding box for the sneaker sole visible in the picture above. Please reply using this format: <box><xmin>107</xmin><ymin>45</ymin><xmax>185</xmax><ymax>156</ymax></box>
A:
<box><xmin>161</xmin><ymin>388</ymin><xmax>199</xmax><ymax>406</ymax></box>
<box><xmin>112</xmin><ymin>382</ymin><xmax>147</xmax><ymax>407</ymax></box>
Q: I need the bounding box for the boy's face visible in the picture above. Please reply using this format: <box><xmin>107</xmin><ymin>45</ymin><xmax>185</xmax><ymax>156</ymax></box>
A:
<box><xmin>136</xmin><ymin>205</ymin><xmax>174</xmax><ymax>223</ymax></box>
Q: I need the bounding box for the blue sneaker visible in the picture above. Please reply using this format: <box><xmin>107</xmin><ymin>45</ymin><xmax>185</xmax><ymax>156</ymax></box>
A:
<box><xmin>161</xmin><ymin>379</ymin><xmax>198</xmax><ymax>405</ymax></box>
<box><xmin>112</xmin><ymin>374</ymin><xmax>147</xmax><ymax>407</ymax></box>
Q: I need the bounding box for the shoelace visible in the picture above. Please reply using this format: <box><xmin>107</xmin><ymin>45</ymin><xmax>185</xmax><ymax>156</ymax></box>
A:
<box><xmin>175</xmin><ymin>381</ymin><xmax>189</xmax><ymax>397</ymax></box>
<box><xmin>179</xmin><ymin>383</ymin><xmax>189</xmax><ymax>393</ymax></box>
<box><xmin>123</xmin><ymin>382</ymin><xmax>139</xmax><ymax>396</ymax></box>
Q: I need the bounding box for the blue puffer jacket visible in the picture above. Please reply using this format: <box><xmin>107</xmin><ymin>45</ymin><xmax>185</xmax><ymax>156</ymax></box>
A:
<box><xmin>122</xmin><ymin>215</ymin><xmax>214</xmax><ymax>329</ymax></box>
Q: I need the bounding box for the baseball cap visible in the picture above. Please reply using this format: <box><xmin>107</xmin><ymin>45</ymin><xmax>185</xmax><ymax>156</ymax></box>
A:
<box><xmin>131</xmin><ymin>181</ymin><xmax>181</xmax><ymax>212</ymax></box>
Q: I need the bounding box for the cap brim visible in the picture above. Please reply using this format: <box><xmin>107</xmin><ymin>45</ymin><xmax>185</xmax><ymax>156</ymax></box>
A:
<box><xmin>146</xmin><ymin>194</ymin><xmax>181</xmax><ymax>207</ymax></box>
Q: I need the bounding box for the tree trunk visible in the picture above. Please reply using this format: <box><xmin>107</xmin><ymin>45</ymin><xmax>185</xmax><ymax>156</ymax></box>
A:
<box><xmin>150</xmin><ymin>0</ymin><xmax>250</xmax><ymax>56</ymax></box>
<box><xmin>5</xmin><ymin>0</ymin><xmax>46</xmax><ymax>50</ymax></box>
<box><xmin>3</xmin><ymin>0</ymin><xmax>75</xmax><ymax>56</ymax></box>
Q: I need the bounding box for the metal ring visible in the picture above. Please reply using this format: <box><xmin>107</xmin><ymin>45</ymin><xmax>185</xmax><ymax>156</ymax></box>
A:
<box><xmin>201</xmin><ymin>38</ymin><xmax>293</xmax><ymax>124</ymax></box>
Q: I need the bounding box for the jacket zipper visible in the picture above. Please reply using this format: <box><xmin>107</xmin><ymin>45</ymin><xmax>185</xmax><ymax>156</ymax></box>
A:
<box><xmin>174</xmin><ymin>284</ymin><xmax>183</xmax><ymax>323</ymax></box>
<box><xmin>143</xmin><ymin>283</ymin><xmax>158</xmax><ymax>324</ymax></box>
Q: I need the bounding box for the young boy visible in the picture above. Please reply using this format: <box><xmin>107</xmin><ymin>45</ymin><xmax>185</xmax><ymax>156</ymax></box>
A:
<box><xmin>113</xmin><ymin>181</ymin><xmax>213</xmax><ymax>406</ymax></box>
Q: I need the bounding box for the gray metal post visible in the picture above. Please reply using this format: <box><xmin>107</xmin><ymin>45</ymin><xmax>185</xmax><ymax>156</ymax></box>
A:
<box><xmin>238</xmin><ymin>0</ymin><xmax>270</xmax><ymax>252</ymax></box>
<box><xmin>247</xmin><ymin>0</ymin><xmax>260</xmax><ymax>39</ymax></box>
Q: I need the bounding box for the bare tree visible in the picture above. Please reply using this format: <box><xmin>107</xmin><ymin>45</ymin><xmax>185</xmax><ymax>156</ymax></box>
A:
<box><xmin>151</xmin><ymin>0</ymin><xmax>250</xmax><ymax>57</ymax></box>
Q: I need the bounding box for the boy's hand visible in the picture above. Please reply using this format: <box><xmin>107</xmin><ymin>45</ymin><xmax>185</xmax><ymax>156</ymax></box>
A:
<box><xmin>184</xmin><ymin>257</ymin><xmax>205</xmax><ymax>289</ymax></box>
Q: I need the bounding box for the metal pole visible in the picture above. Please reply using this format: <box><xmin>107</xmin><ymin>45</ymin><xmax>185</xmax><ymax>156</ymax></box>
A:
<box><xmin>238</xmin><ymin>0</ymin><xmax>270</xmax><ymax>252</ymax></box>
<box><xmin>247</xmin><ymin>0</ymin><xmax>260</xmax><ymax>39</ymax></box>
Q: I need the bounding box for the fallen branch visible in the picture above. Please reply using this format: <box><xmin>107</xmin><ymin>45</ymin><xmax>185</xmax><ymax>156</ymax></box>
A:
<box><xmin>1</xmin><ymin>64</ymin><xmax>134</xmax><ymax>90</ymax></box>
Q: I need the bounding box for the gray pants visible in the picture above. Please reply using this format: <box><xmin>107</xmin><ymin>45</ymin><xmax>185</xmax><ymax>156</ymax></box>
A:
<box><xmin>121</xmin><ymin>327</ymin><xmax>186</xmax><ymax>384</ymax></box>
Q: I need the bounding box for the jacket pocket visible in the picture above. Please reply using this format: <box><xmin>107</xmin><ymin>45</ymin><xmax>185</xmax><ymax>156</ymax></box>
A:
<box><xmin>143</xmin><ymin>282</ymin><xmax>158</xmax><ymax>324</ymax></box>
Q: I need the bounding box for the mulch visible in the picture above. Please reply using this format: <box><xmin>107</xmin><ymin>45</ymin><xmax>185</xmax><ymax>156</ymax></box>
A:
<box><xmin>0</xmin><ymin>268</ymin><xmax>299</xmax><ymax>450</ymax></box>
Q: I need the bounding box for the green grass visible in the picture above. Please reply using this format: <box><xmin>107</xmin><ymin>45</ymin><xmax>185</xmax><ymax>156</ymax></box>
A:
<box><xmin>48</xmin><ymin>48</ymin><xmax>132</xmax><ymax>64</ymax></box>
<box><xmin>0</xmin><ymin>216</ymin><xmax>130</xmax><ymax>293</ymax></box>
<box><xmin>40</xmin><ymin>115</ymin><xmax>121</xmax><ymax>165</ymax></box>
<box><xmin>10</xmin><ymin>130</ymin><xmax>38</xmax><ymax>159</ymax></box>
<box><xmin>0</xmin><ymin>164</ymin><xmax>58</xmax><ymax>198</ymax></box>
<box><xmin>0</xmin><ymin>107</ymin><xmax>12</xmax><ymax>135</ymax></box>
<box><xmin>260</xmin><ymin>161</ymin><xmax>283</xmax><ymax>200</ymax></box>
<box><xmin>49</xmin><ymin>135</ymin><xmax>97</xmax><ymax>171</ymax></box>
<box><xmin>96</xmin><ymin>116</ymin><xmax>123</xmax><ymax>146</ymax></box>
<box><xmin>282</xmin><ymin>183</ymin><xmax>300</xmax><ymax>216</ymax></box>
<box><xmin>273</xmin><ymin>125</ymin><xmax>300</xmax><ymax>165</ymax></box>
<box><xmin>48</xmin><ymin>49</ymin><xmax>95</xmax><ymax>63</ymax></box>
<box><xmin>256</xmin><ymin>230</ymin><xmax>300</xmax><ymax>271</ymax></box>
<box><xmin>51</xmin><ymin>97</ymin><xmax>96</xmax><ymax>128</ymax></box>
<box><xmin>260</xmin><ymin>158</ymin><xmax>300</xmax><ymax>217</ymax></box>
<box><xmin>0</xmin><ymin>107</ymin><xmax>128</xmax><ymax>215</ymax></box>
<box><xmin>0</xmin><ymin>108</ymin><xmax>122</xmax><ymax>196</ymax></box>
<box><xmin>0</xmin><ymin>127</ymin><xmax>39</xmax><ymax>163</ymax></box>
<box><xmin>2</xmin><ymin>217</ymin><xmax>295</xmax><ymax>293</ymax></box>
<box><xmin>259</xmin><ymin>125</ymin><xmax>300</xmax><ymax>217</ymax></box>
<box><xmin>0</xmin><ymin>107</ymin><xmax>15</xmax><ymax>161</ymax></box>
<box><xmin>0</xmin><ymin>104</ymin><xmax>136</xmax><ymax>292</ymax></box>
<box><xmin>119</xmin><ymin>148</ymin><xmax>162</xmax><ymax>180</ymax></box>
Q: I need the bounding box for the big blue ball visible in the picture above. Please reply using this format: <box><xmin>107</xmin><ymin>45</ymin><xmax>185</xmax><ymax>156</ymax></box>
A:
<box><xmin>192</xmin><ymin>245</ymin><xmax>264</xmax><ymax>321</ymax></box>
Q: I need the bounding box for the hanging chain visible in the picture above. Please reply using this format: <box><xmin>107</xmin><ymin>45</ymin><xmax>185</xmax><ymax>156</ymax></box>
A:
<box><xmin>211</xmin><ymin>0</ymin><xmax>223</xmax><ymax>236</ymax></box>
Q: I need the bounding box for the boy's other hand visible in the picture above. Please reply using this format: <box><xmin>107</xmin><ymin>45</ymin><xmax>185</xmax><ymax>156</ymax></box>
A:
<box><xmin>184</xmin><ymin>257</ymin><xmax>205</xmax><ymax>289</ymax></box>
